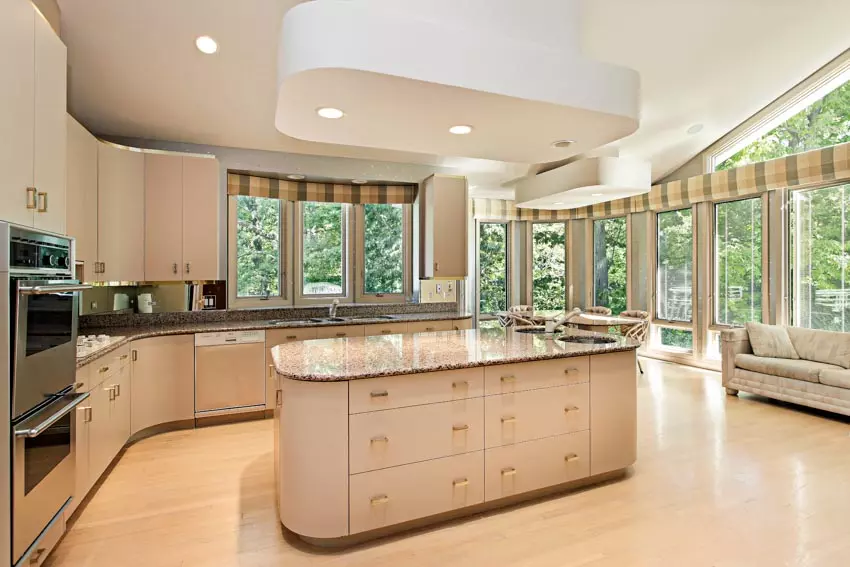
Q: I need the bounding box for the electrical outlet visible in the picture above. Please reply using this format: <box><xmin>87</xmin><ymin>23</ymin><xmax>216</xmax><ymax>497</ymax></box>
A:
<box><xmin>436</xmin><ymin>283</ymin><xmax>443</xmax><ymax>293</ymax></box>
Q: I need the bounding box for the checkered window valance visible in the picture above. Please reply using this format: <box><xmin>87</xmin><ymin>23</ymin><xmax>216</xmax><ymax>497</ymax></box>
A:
<box><xmin>227</xmin><ymin>173</ymin><xmax>417</xmax><ymax>204</ymax></box>
<box><xmin>474</xmin><ymin>142</ymin><xmax>850</xmax><ymax>220</ymax></box>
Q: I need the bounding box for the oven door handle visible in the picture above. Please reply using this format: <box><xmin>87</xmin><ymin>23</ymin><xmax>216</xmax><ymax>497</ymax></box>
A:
<box><xmin>14</xmin><ymin>392</ymin><xmax>90</xmax><ymax>438</ymax></box>
<box><xmin>18</xmin><ymin>284</ymin><xmax>92</xmax><ymax>295</ymax></box>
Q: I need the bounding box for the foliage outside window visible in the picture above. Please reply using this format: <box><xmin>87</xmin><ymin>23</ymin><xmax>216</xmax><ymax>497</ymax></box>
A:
<box><xmin>660</xmin><ymin>328</ymin><xmax>693</xmax><ymax>351</ymax></box>
<box><xmin>532</xmin><ymin>223</ymin><xmax>567</xmax><ymax>311</ymax></box>
<box><xmin>302</xmin><ymin>202</ymin><xmax>346</xmax><ymax>296</ymax></box>
<box><xmin>656</xmin><ymin>208</ymin><xmax>693</xmax><ymax>324</ymax></box>
<box><xmin>791</xmin><ymin>183</ymin><xmax>850</xmax><ymax>332</ymax></box>
<box><xmin>593</xmin><ymin>217</ymin><xmax>627</xmax><ymax>315</ymax></box>
<box><xmin>717</xmin><ymin>79</ymin><xmax>850</xmax><ymax>170</ymax></box>
<box><xmin>715</xmin><ymin>198</ymin><xmax>763</xmax><ymax>326</ymax></box>
<box><xmin>363</xmin><ymin>204</ymin><xmax>403</xmax><ymax>295</ymax></box>
<box><xmin>235</xmin><ymin>196</ymin><xmax>281</xmax><ymax>298</ymax></box>
<box><xmin>479</xmin><ymin>223</ymin><xmax>508</xmax><ymax>314</ymax></box>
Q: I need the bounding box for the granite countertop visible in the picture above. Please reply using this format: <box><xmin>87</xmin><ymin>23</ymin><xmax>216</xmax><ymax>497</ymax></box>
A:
<box><xmin>76</xmin><ymin>312</ymin><xmax>471</xmax><ymax>368</ymax></box>
<box><xmin>271</xmin><ymin>327</ymin><xmax>640</xmax><ymax>381</ymax></box>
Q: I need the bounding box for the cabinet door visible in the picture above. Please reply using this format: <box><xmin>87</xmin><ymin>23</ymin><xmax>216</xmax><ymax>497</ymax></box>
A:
<box><xmin>66</xmin><ymin>116</ymin><xmax>99</xmax><ymax>282</ymax></box>
<box><xmin>98</xmin><ymin>143</ymin><xmax>145</xmax><ymax>281</ymax></box>
<box><xmin>432</xmin><ymin>176</ymin><xmax>467</xmax><ymax>278</ymax></box>
<box><xmin>265</xmin><ymin>328</ymin><xmax>317</xmax><ymax>410</ymax></box>
<box><xmin>110</xmin><ymin>362</ymin><xmax>131</xmax><ymax>454</ymax></box>
<box><xmin>87</xmin><ymin>382</ymin><xmax>113</xmax><ymax>487</ymax></box>
<box><xmin>130</xmin><ymin>335</ymin><xmax>195</xmax><ymax>435</ymax></box>
<box><xmin>32</xmin><ymin>13</ymin><xmax>66</xmax><ymax>234</ymax></box>
<box><xmin>144</xmin><ymin>153</ymin><xmax>183</xmax><ymax>281</ymax></box>
<box><xmin>0</xmin><ymin>1</ymin><xmax>35</xmax><ymax>226</ymax></box>
<box><xmin>182</xmin><ymin>156</ymin><xmax>219</xmax><ymax>280</ymax></box>
<box><xmin>69</xmin><ymin>403</ymin><xmax>91</xmax><ymax>517</ymax></box>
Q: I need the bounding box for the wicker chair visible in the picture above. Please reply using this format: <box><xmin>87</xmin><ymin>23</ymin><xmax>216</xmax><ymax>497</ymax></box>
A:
<box><xmin>620</xmin><ymin>310</ymin><xmax>649</xmax><ymax>373</ymax></box>
<box><xmin>585</xmin><ymin>306</ymin><xmax>613</xmax><ymax>316</ymax></box>
<box><xmin>497</xmin><ymin>309</ymin><xmax>536</xmax><ymax>328</ymax></box>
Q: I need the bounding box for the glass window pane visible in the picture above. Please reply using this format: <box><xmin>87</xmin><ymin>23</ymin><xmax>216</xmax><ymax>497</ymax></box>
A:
<box><xmin>656</xmin><ymin>209</ymin><xmax>693</xmax><ymax>322</ymax></box>
<box><xmin>479</xmin><ymin>223</ymin><xmax>508</xmax><ymax>314</ymax></box>
<box><xmin>715</xmin><ymin>198</ymin><xmax>763</xmax><ymax>325</ymax></box>
<box><xmin>363</xmin><ymin>204</ymin><xmax>404</xmax><ymax>295</ymax></box>
<box><xmin>660</xmin><ymin>328</ymin><xmax>693</xmax><ymax>350</ymax></box>
<box><xmin>593</xmin><ymin>217</ymin><xmax>628</xmax><ymax>315</ymax></box>
<box><xmin>532</xmin><ymin>223</ymin><xmax>566</xmax><ymax>311</ymax></box>
<box><xmin>235</xmin><ymin>196</ymin><xmax>280</xmax><ymax>298</ymax></box>
<box><xmin>791</xmin><ymin>183</ymin><xmax>850</xmax><ymax>331</ymax></box>
<box><xmin>302</xmin><ymin>202</ymin><xmax>345</xmax><ymax>296</ymax></box>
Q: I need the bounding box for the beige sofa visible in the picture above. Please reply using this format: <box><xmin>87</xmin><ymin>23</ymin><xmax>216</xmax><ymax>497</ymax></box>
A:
<box><xmin>721</xmin><ymin>326</ymin><xmax>850</xmax><ymax>417</ymax></box>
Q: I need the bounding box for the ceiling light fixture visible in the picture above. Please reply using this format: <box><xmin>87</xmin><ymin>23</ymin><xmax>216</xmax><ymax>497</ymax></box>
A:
<box><xmin>551</xmin><ymin>140</ymin><xmax>576</xmax><ymax>149</ymax></box>
<box><xmin>591</xmin><ymin>193</ymin><xmax>603</xmax><ymax>197</ymax></box>
<box><xmin>553</xmin><ymin>201</ymin><xmax>565</xmax><ymax>205</ymax></box>
<box><xmin>286</xmin><ymin>174</ymin><xmax>306</xmax><ymax>181</ymax></box>
<box><xmin>449</xmin><ymin>125</ymin><xmax>473</xmax><ymax>135</ymax></box>
<box><xmin>351</xmin><ymin>179</ymin><xmax>368</xmax><ymax>184</ymax></box>
<box><xmin>195</xmin><ymin>36</ymin><xmax>218</xmax><ymax>55</ymax></box>
<box><xmin>317</xmin><ymin>107</ymin><xmax>345</xmax><ymax>119</ymax></box>
<box><xmin>686</xmin><ymin>123</ymin><xmax>704</xmax><ymax>135</ymax></box>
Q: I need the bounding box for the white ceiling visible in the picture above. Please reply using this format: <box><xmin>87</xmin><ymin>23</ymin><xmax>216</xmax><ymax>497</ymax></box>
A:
<box><xmin>57</xmin><ymin>0</ymin><xmax>850</xmax><ymax>194</ymax></box>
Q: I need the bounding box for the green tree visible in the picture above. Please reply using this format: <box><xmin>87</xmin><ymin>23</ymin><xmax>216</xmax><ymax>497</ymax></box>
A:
<box><xmin>715</xmin><ymin>198</ymin><xmax>762</xmax><ymax>326</ymax></box>
<box><xmin>657</xmin><ymin>209</ymin><xmax>693</xmax><ymax>348</ymax></box>
<box><xmin>479</xmin><ymin>223</ymin><xmax>508</xmax><ymax>314</ymax></box>
<box><xmin>236</xmin><ymin>196</ymin><xmax>280</xmax><ymax>297</ymax></box>
<box><xmin>593</xmin><ymin>217</ymin><xmax>627</xmax><ymax>315</ymax></box>
<box><xmin>302</xmin><ymin>202</ymin><xmax>344</xmax><ymax>294</ymax></box>
<box><xmin>532</xmin><ymin>223</ymin><xmax>567</xmax><ymax>311</ymax></box>
<box><xmin>364</xmin><ymin>204</ymin><xmax>403</xmax><ymax>294</ymax></box>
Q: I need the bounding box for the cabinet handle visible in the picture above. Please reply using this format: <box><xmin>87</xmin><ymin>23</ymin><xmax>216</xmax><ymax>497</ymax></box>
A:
<box><xmin>286</xmin><ymin>335</ymin><xmax>298</xmax><ymax>340</ymax></box>
<box><xmin>500</xmin><ymin>375</ymin><xmax>516</xmax><ymax>383</ymax></box>
<box><xmin>120</xmin><ymin>354</ymin><xmax>129</xmax><ymax>361</ymax></box>
<box><xmin>28</xmin><ymin>546</ymin><xmax>46</xmax><ymax>564</ymax></box>
<box><xmin>501</xmin><ymin>416</ymin><xmax>516</xmax><ymax>424</ymax></box>
<box><xmin>501</xmin><ymin>467</ymin><xmax>517</xmax><ymax>477</ymax></box>
<box><xmin>99</xmin><ymin>366</ymin><xmax>110</xmax><ymax>374</ymax></box>
<box><xmin>172</xmin><ymin>263</ymin><xmax>178</xmax><ymax>274</ymax></box>
<box><xmin>452</xmin><ymin>424</ymin><xmax>469</xmax><ymax>432</ymax></box>
<box><xmin>452</xmin><ymin>478</ymin><xmax>469</xmax><ymax>488</ymax></box>
<box><xmin>36</xmin><ymin>192</ymin><xmax>48</xmax><ymax>213</ymax></box>
<box><xmin>85</xmin><ymin>406</ymin><xmax>93</xmax><ymax>423</ymax></box>
<box><xmin>370</xmin><ymin>495</ymin><xmax>389</xmax><ymax>506</ymax></box>
<box><xmin>564</xmin><ymin>406</ymin><xmax>579</xmax><ymax>413</ymax></box>
<box><xmin>335</xmin><ymin>332</ymin><xmax>347</xmax><ymax>337</ymax></box>
<box><xmin>106</xmin><ymin>385</ymin><xmax>115</xmax><ymax>401</ymax></box>
<box><xmin>381</xmin><ymin>330</ymin><xmax>393</xmax><ymax>335</ymax></box>
<box><xmin>370</xmin><ymin>435</ymin><xmax>389</xmax><ymax>444</ymax></box>
<box><xmin>434</xmin><ymin>262</ymin><xmax>440</xmax><ymax>272</ymax></box>
<box><xmin>276</xmin><ymin>389</ymin><xmax>283</xmax><ymax>407</ymax></box>
<box><xmin>185</xmin><ymin>262</ymin><xmax>191</xmax><ymax>274</ymax></box>
<box><xmin>564</xmin><ymin>368</ymin><xmax>579</xmax><ymax>375</ymax></box>
<box><xmin>114</xmin><ymin>384</ymin><xmax>121</xmax><ymax>397</ymax></box>
<box><xmin>370</xmin><ymin>390</ymin><xmax>389</xmax><ymax>398</ymax></box>
<box><xmin>74</xmin><ymin>381</ymin><xmax>84</xmax><ymax>390</ymax></box>
<box><xmin>268</xmin><ymin>364</ymin><xmax>273</xmax><ymax>379</ymax></box>
<box><xmin>564</xmin><ymin>453</ymin><xmax>580</xmax><ymax>463</ymax></box>
<box><xmin>26</xmin><ymin>187</ymin><xmax>37</xmax><ymax>209</ymax></box>
<box><xmin>132</xmin><ymin>350</ymin><xmax>138</xmax><ymax>362</ymax></box>
<box><xmin>425</xmin><ymin>327</ymin><xmax>435</xmax><ymax>332</ymax></box>
<box><xmin>452</xmin><ymin>380</ymin><xmax>468</xmax><ymax>389</ymax></box>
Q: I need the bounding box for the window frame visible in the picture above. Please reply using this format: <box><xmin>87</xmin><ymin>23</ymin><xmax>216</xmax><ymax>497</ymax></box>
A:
<box><xmin>527</xmin><ymin>220</ymin><xmax>569</xmax><ymax>312</ymax></box>
<box><xmin>475</xmin><ymin>219</ymin><xmax>512</xmax><ymax>320</ymax></box>
<box><xmin>293</xmin><ymin>201</ymin><xmax>354</xmax><ymax>305</ymax></box>
<box><xmin>591</xmin><ymin>214</ymin><xmax>631</xmax><ymax>315</ymax></box>
<box><xmin>353</xmin><ymin>203</ymin><xmax>413</xmax><ymax>304</ymax></box>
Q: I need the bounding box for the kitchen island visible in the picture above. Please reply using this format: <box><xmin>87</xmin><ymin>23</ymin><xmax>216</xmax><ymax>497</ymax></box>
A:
<box><xmin>271</xmin><ymin>327</ymin><xmax>639</xmax><ymax>545</ymax></box>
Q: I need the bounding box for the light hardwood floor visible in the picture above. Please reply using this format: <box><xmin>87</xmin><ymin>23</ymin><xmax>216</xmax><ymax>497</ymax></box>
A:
<box><xmin>46</xmin><ymin>359</ymin><xmax>850</xmax><ymax>567</ymax></box>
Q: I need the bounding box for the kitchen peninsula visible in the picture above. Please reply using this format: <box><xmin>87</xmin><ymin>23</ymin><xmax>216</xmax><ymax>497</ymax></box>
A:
<box><xmin>271</xmin><ymin>327</ymin><xmax>639</xmax><ymax>545</ymax></box>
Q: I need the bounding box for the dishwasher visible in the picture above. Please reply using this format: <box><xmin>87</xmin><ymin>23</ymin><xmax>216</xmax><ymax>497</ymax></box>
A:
<box><xmin>195</xmin><ymin>330</ymin><xmax>266</xmax><ymax>417</ymax></box>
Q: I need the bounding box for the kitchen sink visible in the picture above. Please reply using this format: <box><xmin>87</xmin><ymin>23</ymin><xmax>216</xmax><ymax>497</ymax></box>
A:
<box><xmin>557</xmin><ymin>336</ymin><xmax>618</xmax><ymax>345</ymax></box>
<box><xmin>309</xmin><ymin>317</ymin><xmax>348</xmax><ymax>323</ymax></box>
<box><xmin>513</xmin><ymin>327</ymin><xmax>560</xmax><ymax>335</ymax></box>
<box><xmin>266</xmin><ymin>319</ymin><xmax>310</xmax><ymax>326</ymax></box>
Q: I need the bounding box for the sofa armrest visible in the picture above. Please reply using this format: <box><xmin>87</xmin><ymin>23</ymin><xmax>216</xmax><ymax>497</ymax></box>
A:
<box><xmin>721</xmin><ymin>328</ymin><xmax>752</xmax><ymax>386</ymax></box>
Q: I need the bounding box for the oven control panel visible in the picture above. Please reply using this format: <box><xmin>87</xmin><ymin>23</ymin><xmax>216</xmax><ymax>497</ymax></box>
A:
<box><xmin>9</xmin><ymin>226</ymin><xmax>72</xmax><ymax>272</ymax></box>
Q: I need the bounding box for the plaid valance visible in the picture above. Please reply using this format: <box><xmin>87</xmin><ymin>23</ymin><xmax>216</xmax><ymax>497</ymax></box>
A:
<box><xmin>227</xmin><ymin>173</ymin><xmax>417</xmax><ymax>204</ymax></box>
<box><xmin>474</xmin><ymin>142</ymin><xmax>850</xmax><ymax>220</ymax></box>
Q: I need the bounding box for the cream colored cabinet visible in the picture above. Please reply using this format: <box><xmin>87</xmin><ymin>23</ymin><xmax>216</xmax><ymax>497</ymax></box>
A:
<box><xmin>130</xmin><ymin>335</ymin><xmax>195</xmax><ymax>435</ymax></box>
<box><xmin>407</xmin><ymin>320</ymin><xmax>453</xmax><ymax>333</ymax></box>
<box><xmin>66</xmin><ymin>116</ymin><xmax>99</xmax><ymax>282</ymax></box>
<box><xmin>416</xmin><ymin>175</ymin><xmax>468</xmax><ymax>279</ymax></box>
<box><xmin>0</xmin><ymin>3</ymin><xmax>66</xmax><ymax>231</ymax></box>
<box><xmin>182</xmin><ymin>156</ymin><xmax>219</xmax><ymax>279</ymax></box>
<box><xmin>70</xmin><ymin>397</ymin><xmax>91</xmax><ymax>518</ymax></box>
<box><xmin>362</xmin><ymin>322</ymin><xmax>408</xmax><ymax>336</ymax></box>
<box><xmin>451</xmin><ymin>319</ymin><xmax>473</xmax><ymax>331</ymax></box>
<box><xmin>98</xmin><ymin>142</ymin><xmax>145</xmax><ymax>281</ymax></box>
<box><xmin>107</xmin><ymin>360</ymin><xmax>132</xmax><ymax>459</ymax></box>
<box><xmin>265</xmin><ymin>328</ymin><xmax>318</xmax><ymax>410</ymax></box>
<box><xmin>315</xmin><ymin>325</ymin><xmax>365</xmax><ymax>340</ymax></box>
<box><xmin>86</xmin><ymin>378</ymin><xmax>114</xmax><ymax>493</ymax></box>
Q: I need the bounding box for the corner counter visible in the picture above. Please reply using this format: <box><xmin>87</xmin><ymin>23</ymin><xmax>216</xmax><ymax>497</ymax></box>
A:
<box><xmin>271</xmin><ymin>328</ymin><xmax>639</xmax><ymax>544</ymax></box>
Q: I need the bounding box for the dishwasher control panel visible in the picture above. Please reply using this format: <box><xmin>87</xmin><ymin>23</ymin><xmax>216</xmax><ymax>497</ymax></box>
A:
<box><xmin>195</xmin><ymin>330</ymin><xmax>266</xmax><ymax>346</ymax></box>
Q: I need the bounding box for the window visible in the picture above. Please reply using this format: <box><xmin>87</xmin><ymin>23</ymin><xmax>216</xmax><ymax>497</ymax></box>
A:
<box><xmin>656</xmin><ymin>209</ymin><xmax>693</xmax><ymax>322</ymax></box>
<box><xmin>478</xmin><ymin>223</ymin><xmax>509</xmax><ymax>315</ymax></box>
<box><xmin>300</xmin><ymin>202</ymin><xmax>348</xmax><ymax>298</ymax></box>
<box><xmin>714</xmin><ymin>198</ymin><xmax>763</xmax><ymax>326</ymax></box>
<box><xmin>360</xmin><ymin>204</ymin><xmax>405</xmax><ymax>298</ymax></box>
<box><xmin>593</xmin><ymin>217</ymin><xmax>627</xmax><ymax>315</ymax></box>
<box><xmin>791</xmin><ymin>183</ymin><xmax>850</xmax><ymax>331</ymax></box>
<box><xmin>659</xmin><ymin>328</ymin><xmax>693</xmax><ymax>350</ymax></box>
<box><xmin>531</xmin><ymin>222</ymin><xmax>567</xmax><ymax>311</ymax></box>
<box><xmin>233</xmin><ymin>196</ymin><xmax>284</xmax><ymax>300</ymax></box>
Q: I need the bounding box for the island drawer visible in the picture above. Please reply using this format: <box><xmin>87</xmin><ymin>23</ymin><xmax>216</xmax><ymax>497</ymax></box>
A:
<box><xmin>266</xmin><ymin>327</ymin><xmax>318</xmax><ymax>346</ymax></box>
<box><xmin>484</xmin><ymin>357</ymin><xmax>589</xmax><ymax>395</ymax></box>
<box><xmin>349</xmin><ymin>368</ymin><xmax>484</xmax><ymax>414</ymax></box>
<box><xmin>362</xmin><ymin>322</ymin><xmax>409</xmax><ymax>337</ymax></box>
<box><xmin>315</xmin><ymin>325</ymin><xmax>365</xmax><ymax>340</ymax></box>
<box><xmin>350</xmin><ymin>451</ymin><xmax>484</xmax><ymax>534</ymax></box>
<box><xmin>407</xmin><ymin>320</ymin><xmax>453</xmax><ymax>333</ymax></box>
<box><xmin>484</xmin><ymin>430</ymin><xmax>590</xmax><ymax>501</ymax></box>
<box><xmin>484</xmin><ymin>383</ymin><xmax>589</xmax><ymax>448</ymax></box>
<box><xmin>349</xmin><ymin>398</ymin><xmax>484</xmax><ymax>473</ymax></box>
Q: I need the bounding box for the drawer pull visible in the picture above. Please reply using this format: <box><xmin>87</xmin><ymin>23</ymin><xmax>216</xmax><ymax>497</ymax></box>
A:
<box><xmin>370</xmin><ymin>495</ymin><xmax>389</xmax><ymax>506</ymax></box>
<box><xmin>335</xmin><ymin>332</ymin><xmax>347</xmax><ymax>337</ymax></box>
<box><xmin>286</xmin><ymin>335</ymin><xmax>298</xmax><ymax>340</ymax></box>
<box><xmin>452</xmin><ymin>380</ymin><xmax>468</xmax><ymax>389</ymax></box>
<box><xmin>99</xmin><ymin>366</ymin><xmax>110</xmax><ymax>374</ymax></box>
<box><xmin>120</xmin><ymin>354</ymin><xmax>129</xmax><ymax>360</ymax></box>
<box><xmin>370</xmin><ymin>390</ymin><xmax>389</xmax><ymax>398</ymax></box>
<box><xmin>74</xmin><ymin>381</ymin><xmax>84</xmax><ymax>390</ymax></box>
<box><xmin>500</xmin><ymin>375</ymin><xmax>516</xmax><ymax>383</ymax></box>
<box><xmin>501</xmin><ymin>416</ymin><xmax>516</xmax><ymax>424</ymax></box>
<box><xmin>425</xmin><ymin>327</ymin><xmax>435</xmax><ymax>332</ymax></box>
<box><xmin>381</xmin><ymin>330</ymin><xmax>393</xmax><ymax>335</ymax></box>
<box><xmin>564</xmin><ymin>453</ymin><xmax>580</xmax><ymax>463</ymax></box>
<box><xmin>452</xmin><ymin>424</ymin><xmax>469</xmax><ymax>432</ymax></box>
<box><xmin>453</xmin><ymin>478</ymin><xmax>469</xmax><ymax>488</ymax></box>
<box><xmin>370</xmin><ymin>435</ymin><xmax>389</xmax><ymax>444</ymax></box>
<box><xmin>564</xmin><ymin>406</ymin><xmax>580</xmax><ymax>413</ymax></box>
<box><xmin>501</xmin><ymin>467</ymin><xmax>517</xmax><ymax>477</ymax></box>
<box><xmin>564</xmin><ymin>368</ymin><xmax>580</xmax><ymax>375</ymax></box>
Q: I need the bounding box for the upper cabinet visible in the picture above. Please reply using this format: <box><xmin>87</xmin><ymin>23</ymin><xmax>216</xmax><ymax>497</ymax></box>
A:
<box><xmin>66</xmin><ymin>116</ymin><xmax>99</xmax><ymax>282</ymax></box>
<box><xmin>145</xmin><ymin>153</ymin><xmax>219</xmax><ymax>281</ymax></box>
<box><xmin>98</xmin><ymin>143</ymin><xmax>145</xmax><ymax>282</ymax></box>
<box><xmin>0</xmin><ymin>3</ymin><xmax>66</xmax><ymax>232</ymax></box>
<box><xmin>416</xmin><ymin>175</ymin><xmax>468</xmax><ymax>279</ymax></box>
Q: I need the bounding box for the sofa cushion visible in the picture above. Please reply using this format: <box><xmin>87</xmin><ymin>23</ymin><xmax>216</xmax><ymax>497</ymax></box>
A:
<box><xmin>745</xmin><ymin>322</ymin><xmax>799</xmax><ymax>359</ymax></box>
<box><xmin>819</xmin><ymin>368</ymin><xmax>850</xmax><ymax>389</ymax></box>
<box><xmin>734</xmin><ymin>353</ymin><xmax>838</xmax><ymax>383</ymax></box>
<box><xmin>786</xmin><ymin>326</ymin><xmax>850</xmax><ymax>369</ymax></box>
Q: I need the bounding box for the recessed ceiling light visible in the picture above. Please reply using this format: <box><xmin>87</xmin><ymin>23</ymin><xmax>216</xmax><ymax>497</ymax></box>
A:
<box><xmin>317</xmin><ymin>107</ymin><xmax>345</xmax><ymax>119</ymax></box>
<box><xmin>286</xmin><ymin>174</ymin><xmax>305</xmax><ymax>181</ymax></box>
<box><xmin>449</xmin><ymin>125</ymin><xmax>473</xmax><ymax>135</ymax></box>
<box><xmin>552</xmin><ymin>140</ymin><xmax>576</xmax><ymax>148</ymax></box>
<box><xmin>686</xmin><ymin>124</ymin><xmax>704</xmax><ymax>135</ymax></box>
<box><xmin>591</xmin><ymin>193</ymin><xmax>603</xmax><ymax>197</ymax></box>
<box><xmin>195</xmin><ymin>36</ymin><xmax>218</xmax><ymax>54</ymax></box>
<box><xmin>351</xmin><ymin>179</ymin><xmax>368</xmax><ymax>185</ymax></box>
<box><xmin>553</xmin><ymin>201</ymin><xmax>565</xmax><ymax>205</ymax></box>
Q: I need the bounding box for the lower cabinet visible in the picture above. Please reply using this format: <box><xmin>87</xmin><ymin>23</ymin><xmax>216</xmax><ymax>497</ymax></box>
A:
<box><xmin>265</xmin><ymin>328</ymin><xmax>318</xmax><ymax>410</ymax></box>
<box><xmin>130</xmin><ymin>335</ymin><xmax>195</xmax><ymax>435</ymax></box>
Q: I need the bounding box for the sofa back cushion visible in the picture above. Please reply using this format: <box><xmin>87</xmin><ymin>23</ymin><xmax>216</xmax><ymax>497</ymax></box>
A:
<box><xmin>746</xmin><ymin>322</ymin><xmax>799</xmax><ymax>360</ymax></box>
<box><xmin>786</xmin><ymin>326</ymin><xmax>850</xmax><ymax>369</ymax></box>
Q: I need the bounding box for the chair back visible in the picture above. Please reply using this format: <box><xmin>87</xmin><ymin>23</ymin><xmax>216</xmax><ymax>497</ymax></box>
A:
<box><xmin>585</xmin><ymin>306</ymin><xmax>613</xmax><ymax>316</ymax></box>
<box><xmin>496</xmin><ymin>311</ymin><xmax>535</xmax><ymax>328</ymax></box>
<box><xmin>508</xmin><ymin>304</ymin><xmax>531</xmax><ymax>313</ymax></box>
<box><xmin>619</xmin><ymin>310</ymin><xmax>649</xmax><ymax>345</ymax></box>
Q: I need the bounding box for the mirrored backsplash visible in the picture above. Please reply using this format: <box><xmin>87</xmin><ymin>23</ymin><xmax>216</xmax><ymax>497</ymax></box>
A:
<box><xmin>80</xmin><ymin>282</ymin><xmax>227</xmax><ymax>315</ymax></box>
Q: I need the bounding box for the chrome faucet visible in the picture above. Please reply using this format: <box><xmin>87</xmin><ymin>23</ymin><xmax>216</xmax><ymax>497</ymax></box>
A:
<box><xmin>544</xmin><ymin>308</ymin><xmax>583</xmax><ymax>334</ymax></box>
<box><xmin>329</xmin><ymin>299</ymin><xmax>340</xmax><ymax>318</ymax></box>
